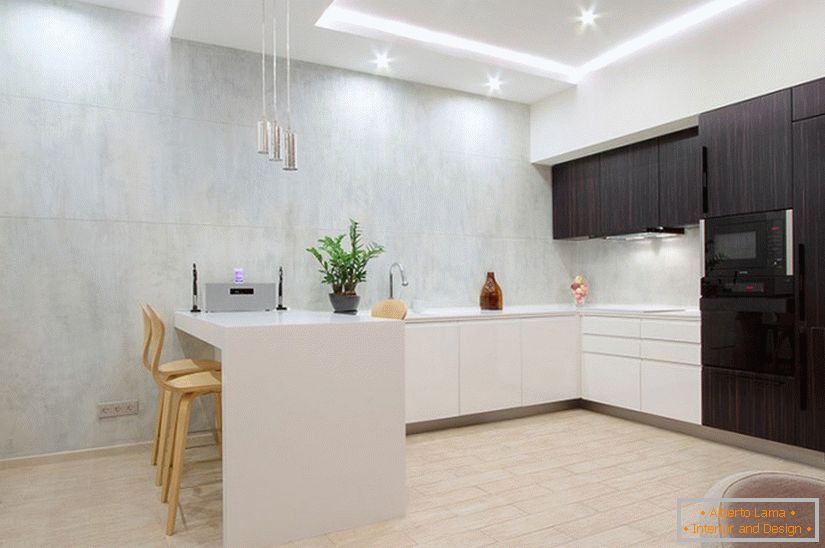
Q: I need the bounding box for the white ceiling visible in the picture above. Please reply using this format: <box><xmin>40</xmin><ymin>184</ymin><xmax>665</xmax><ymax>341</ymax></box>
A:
<box><xmin>81</xmin><ymin>0</ymin><xmax>168</xmax><ymax>18</ymax></box>
<box><xmin>81</xmin><ymin>0</ymin><xmax>756</xmax><ymax>104</ymax></box>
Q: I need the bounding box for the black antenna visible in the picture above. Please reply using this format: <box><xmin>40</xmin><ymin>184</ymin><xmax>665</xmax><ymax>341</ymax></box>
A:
<box><xmin>276</xmin><ymin>266</ymin><xmax>287</xmax><ymax>310</ymax></box>
<box><xmin>191</xmin><ymin>263</ymin><xmax>201</xmax><ymax>313</ymax></box>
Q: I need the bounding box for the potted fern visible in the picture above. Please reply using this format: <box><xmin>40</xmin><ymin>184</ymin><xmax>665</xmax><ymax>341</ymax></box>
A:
<box><xmin>307</xmin><ymin>219</ymin><xmax>385</xmax><ymax>313</ymax></box>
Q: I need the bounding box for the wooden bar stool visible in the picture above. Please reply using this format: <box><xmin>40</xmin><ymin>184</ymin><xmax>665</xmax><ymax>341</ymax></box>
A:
<box><xmin>140</xmin><ymin>305</ymin><xmax>221</xmax><ymax>483</ymax></box>
<box><xmin>146</xmin><ymin>305</ymin><xmax>222</xmax><ymax>536</ymax></box>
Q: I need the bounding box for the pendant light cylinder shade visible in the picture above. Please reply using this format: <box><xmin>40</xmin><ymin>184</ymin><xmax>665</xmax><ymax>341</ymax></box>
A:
<box><xmin>283</xmin><ymin>129</ymin><xmax>297</xmax><ymax>171</ymax></box>
<box><xmin>268</xmin><ymin>122</ymin><xmax>282</xmax><ymax>161</ymax></box>
<box><xmin>257</xmin><ymin>120</ymin><xmax>270</xmax><ymax>154</ymax></box>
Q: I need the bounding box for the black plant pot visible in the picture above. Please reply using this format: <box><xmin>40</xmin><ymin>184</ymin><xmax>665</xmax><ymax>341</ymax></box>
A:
<box><xmin>329</xmin><ymin>293</ymin><xmax>360</xmax><ymax>314</ymax></box>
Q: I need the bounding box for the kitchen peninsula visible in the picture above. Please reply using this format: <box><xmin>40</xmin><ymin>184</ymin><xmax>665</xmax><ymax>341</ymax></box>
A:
<box><xmin>174</xmin><ymin>310</ymin><xmax>406</xmax><ymax>547</ymax></box>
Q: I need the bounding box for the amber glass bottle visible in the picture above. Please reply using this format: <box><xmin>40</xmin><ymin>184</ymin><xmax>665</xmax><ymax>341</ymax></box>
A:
<box><xmin>479</xmin><ymin>272</ymin><xmax>503</xmax><ymax>310</ymax></box>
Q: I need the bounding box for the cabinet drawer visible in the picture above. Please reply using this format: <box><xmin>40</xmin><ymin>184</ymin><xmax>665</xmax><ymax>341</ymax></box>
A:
<box><xmin>582</xmin><ymin>334</ymin><xmax>640</xmax><ymax>358</ymax></box>
<box><xmin>641</xmin><ymin>339</ymin><xmax>700</xmax><ymax>366</ymax></box>
<box><xmin>581</xmin><ymin>353</ymin><xmax>640</xmax><ymax>410</ymax></box>
<box><xmin>581</xmin><ymin>316</ymin><xmax>640</xmax><ymax>338</ymax></box>
<box><xmin>640</xmin><ymin>319</ymin><xmax>700</xmax><ymax>343</ymax></box>
<box><xmin>641</xmin><ymin>361</ymin><xmax>701</xmax><ymax>424</ymax></box>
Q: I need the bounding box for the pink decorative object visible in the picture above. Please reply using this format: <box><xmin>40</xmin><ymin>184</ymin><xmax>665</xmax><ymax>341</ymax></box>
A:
<box><xmin>570</xmin><ymin>275</ymin><xmax>589</xmax><ymax>305</ymax></box>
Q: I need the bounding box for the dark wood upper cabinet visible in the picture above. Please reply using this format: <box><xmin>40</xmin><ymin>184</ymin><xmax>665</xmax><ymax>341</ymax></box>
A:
<box><xmin>658</xmin><ymin>128</ymin><xmax>701</xmax><ymax>227</ymax></box>
<box><xmin>793</xmin><ymin>77</ymin><xmax>825</xmax><ymax>121</ymax></box>
<box><xmin>552</xmin><ymin>156</ymin><xmax>600</xmax><ymax>239</ymax></box>
<box><xmin>699</xmin><ymin>89</ymin><xmax>792</xmax><ymax>217</ymax></box>
<box><xmin>599</xmin><ymin>139</ymin><xmax>658</xmax><ymax>236</ymax></box>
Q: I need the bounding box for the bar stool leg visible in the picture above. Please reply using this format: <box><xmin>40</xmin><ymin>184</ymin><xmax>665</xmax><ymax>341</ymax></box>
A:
<box><xmin>213</xmin><ymin>392</ymin><xmax>222</xmax><ymax>453</ymax></box>
<box><xmin>161</xmin><ymin>393</ymin><xmax>182</xmax><ymax>502</ymax></box>
<box><xmin>151</xmin><ymin>389</ymin><xmax>165</xmax><ymax>465</ymax></box>
<box><xmin>166</xmin><ymin>393</ymin><xmax>194</xmax><ymax>536</ymax></box>
<box><xmin>155</xmin><ymin>389</ymin><xmax>173</xmax><ymax>486</ymax></box>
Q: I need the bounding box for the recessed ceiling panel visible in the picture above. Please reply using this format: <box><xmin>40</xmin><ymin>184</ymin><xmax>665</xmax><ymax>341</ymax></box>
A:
<box><xmin>336</xmin><ymin>0</ymin><xmax>707</xmax><ymax>66</ymax></box>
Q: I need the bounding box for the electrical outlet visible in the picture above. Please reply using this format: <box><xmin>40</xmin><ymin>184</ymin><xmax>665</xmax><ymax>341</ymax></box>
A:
<box><xmin>98</xmin><ymin>400</ymin><xmax>139</xmax><ymax>419</ymax></box>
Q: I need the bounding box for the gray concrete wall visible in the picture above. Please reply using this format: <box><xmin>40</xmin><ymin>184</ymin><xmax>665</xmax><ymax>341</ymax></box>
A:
<box><xmin>0</xmin><ymin>0</ymin><xmax>699</xmax><ymax>459</ymax></box>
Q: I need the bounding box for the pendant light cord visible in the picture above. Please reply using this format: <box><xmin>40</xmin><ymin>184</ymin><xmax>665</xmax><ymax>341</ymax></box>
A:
<box><xmin>286</xmin><ymin>0</ymin><xmax>291</xmax><ymax>129</ymax></box>
<box><xmin>272</xmin><ymin>4</ymin><xmax>278</xmax><ymax>121</ymax></box>
<box><xmin>260</xmin><ymin>0</ymin><xmax>266</xmax><ymax>119</ymax></box>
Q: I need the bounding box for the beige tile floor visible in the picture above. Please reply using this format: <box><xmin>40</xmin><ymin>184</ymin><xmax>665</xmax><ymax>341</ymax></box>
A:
<box><xmin>2</xmin><ymin>409</ymin><xmax>824</xmax><ymax>547</ymax></box>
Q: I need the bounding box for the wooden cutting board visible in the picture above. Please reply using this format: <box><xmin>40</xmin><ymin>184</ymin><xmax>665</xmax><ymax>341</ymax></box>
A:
<box><xmin>371</xmin><ymin>299</ymin><xmax>408</xmax><ymax>320</ymax></box>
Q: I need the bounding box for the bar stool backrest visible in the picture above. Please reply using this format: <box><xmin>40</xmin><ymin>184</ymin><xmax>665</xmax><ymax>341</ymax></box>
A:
<box><xmin>141</xmin><ymin>304</ymin><xmax>152</xmax><ymax>371</ymax></box>
<box><xmin>146</xmin><ymin>304</ymin><xmax>168</xmax><ymax>388</ymax></box>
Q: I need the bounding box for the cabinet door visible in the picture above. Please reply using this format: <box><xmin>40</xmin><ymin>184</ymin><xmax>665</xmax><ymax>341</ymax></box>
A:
<box><xmin>581</xmin><ymin>353</ymin><xmax>641</xmax><ymax>410</ymax></box>
<box><xmin>658</xmin><ymin>128</ymin><xmax>701</xmax><ymax>226</ymax></box>
<box><xmin>793</xmin><ymin>116</ymin><xmax>825</xmax><ymax>450</ymax></box>
<box><xmin>552</xmin><ymin>156</ymin><xmax>600</xmax><ymax>239</ymax></box>
<box><xmin>599</xmin><ymin>139</ymin><xmax>659</xmax><ymax>235</ymax></box>
<box><xmin>702</xmin><ymin>367</ymin><xmax>797</xmax><ymax>445</ymax></box>
<box><xmin>459</xmin><ymin>321</ymin><xmax>522</xmax><ymax>414</ymax></box>
<box><xmin>405</xmin><ymin>323</ymin><xmax>460</xmax><ymax>423</ymax></box>
<box><xmin>641</xmin><ymin>361</ymin><xmax>701</xmax><ymax>424</ymax></box>
<box><xmin>521</xmin><ymin>316</ymin><xmax>579</xmax><ymax>405</ymax></box>
<box><xmin>793</xmin><ymin>77</ymin><xmax>825</xmax><ymax>121</ymax></box>
<box><xmin>700</xmin><ymin>90</ymin><xmax>792</xmax><ymax>216</ymax></box>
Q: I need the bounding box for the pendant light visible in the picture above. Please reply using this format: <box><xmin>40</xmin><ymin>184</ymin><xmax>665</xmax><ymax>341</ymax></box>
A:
<box><xmin>268</xmin><ymin>3</ymin><xmax>282</xmax><ymax>162</ymax></box>
<box><xmin>256</xmin><ymin>0</ymin><xmax>269</xmax><ymax>154</ymax></box>
<box><xmin>282</xmin><ymin>0</ymin><xmax>297</xmax><ymax>171</ymax></box>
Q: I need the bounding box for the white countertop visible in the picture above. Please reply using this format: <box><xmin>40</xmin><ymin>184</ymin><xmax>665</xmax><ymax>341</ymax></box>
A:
<box><xmin>176</xmin><ymin>309</ymin><xmax>391</xmax><ymax>328</ymax></box>
<box><xmin>175</xmin><ymin>305</ymin><xmax>699</xmax><ymax>334</ymax></box>
<box><xmin>405</xmin><ymin>304</ymin><xmax>699</xmax><ymax>322</ymax></box>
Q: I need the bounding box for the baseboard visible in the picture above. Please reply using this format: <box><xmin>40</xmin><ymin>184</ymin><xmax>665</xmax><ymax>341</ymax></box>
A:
<box><xmin>581</xmin><ymin>400</ymin><xmax>825</xmax><ymax>469</ymax></box>
<box><xmin>7</xmin><ymin>403</ymin><xmax>824</xmax><ymax>470</ymax></box>
<box><xmin>0</xmin><ymin>431</ymin><xmax>215</xmax><ymax>470</ymax></box>
<box><xmin>405</xmin><ymin>400</ymin><xmax>580</xmax><ymax>435</ymax></box>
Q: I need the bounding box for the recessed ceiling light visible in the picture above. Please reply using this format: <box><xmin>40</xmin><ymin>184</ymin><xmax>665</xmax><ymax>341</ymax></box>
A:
<box><xmin>317</xmin><ymin>0</ymin><xmax>753</xmax><ymax>84</ymax></box>
<box><xmin>577</xmin><ymin>7</ymin><xmax>598</xmax><ymax>27</ymax></box>
<box><xmin>484</xmin><ymin>74</ymin><xmax>503</xmax><ymax>94</ymax></box>
<box><xmin>372</xmin><ymin>50</ymin><xmax>391</xmax><ymax>71</ymax></box>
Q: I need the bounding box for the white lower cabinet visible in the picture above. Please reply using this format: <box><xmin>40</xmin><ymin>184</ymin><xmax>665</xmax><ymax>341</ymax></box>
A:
<box><xmin>521</xmin><ymin>316</ymin><xmax>580</xmax><ymax>404</ymax></box>
<box><xmin>405</xmin><ymin>311</ymin><xmax>700</xmax><ymax>426</ymax></box>
<box><xmin>459</xmin><ymin>320</ymin><xmax>523</xmax><ymax>415</ymax></box>
<box><xmin>641</xmin><ymin>360</ymin><xmax>701</xmax><ymax>424</ymax></box>
<box><xmin>405</xmin><ymin>323</ymin><xmax>460</xmax><ymax>422</ymax></box>
<box><xmin>582</xmin><ymin>353</ymin><xmax>641</xmax><ymax>410</ymax></box>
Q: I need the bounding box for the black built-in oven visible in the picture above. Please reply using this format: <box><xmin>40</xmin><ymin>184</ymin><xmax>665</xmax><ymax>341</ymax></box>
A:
<box><xmin>700</xmin><ymin>292</ymin><xmax>795</xmax><ymax>376</ymax></box>
<box><xmin>701</xmin><ymin>209</ymin><xmax>796</xmax><ymax>377</ymax></box>
<box><xmin>704</xmin><ymin>209</ymin><xmax>793</xmax><ymax>280</ymax></box>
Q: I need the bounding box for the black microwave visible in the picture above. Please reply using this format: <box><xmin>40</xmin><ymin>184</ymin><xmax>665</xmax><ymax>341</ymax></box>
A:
<box><xmin>703</xmin><ymin>209</ymin><xmax>793</xmax><ymax>280</ymax></box>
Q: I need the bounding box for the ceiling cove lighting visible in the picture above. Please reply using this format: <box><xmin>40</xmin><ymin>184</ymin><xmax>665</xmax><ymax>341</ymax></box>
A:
<box><xmin>572</xmin><ymin>0</ymin><xmax>752</xmax><ymax>80</ymax></box>
<box><xmin>316</xmin><ymin>5</ymin><xmax>576</xmax><ymax>82</ymax></box>
<box><xmin>317</xmin><ymin>0</ymin><xmax>752</xmax><ymax>83</ymax></box>
<box><xmin>163</xmin><ymin>0</ymin><xmax>180</xmax><ymax>29</ymax></box>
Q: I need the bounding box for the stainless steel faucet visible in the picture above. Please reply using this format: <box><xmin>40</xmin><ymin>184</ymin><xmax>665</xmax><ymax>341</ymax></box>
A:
<box><xmin>389</xmin><ymin>262</ymin><xmax>408</xmax><ymax>299</ymax></box>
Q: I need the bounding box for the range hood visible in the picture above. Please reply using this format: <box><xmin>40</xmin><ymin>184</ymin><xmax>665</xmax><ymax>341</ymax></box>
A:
<box><xmin>602</xmin><ymin>227</ymin><xmax>685</xmax><ymax>241</ymax></box>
